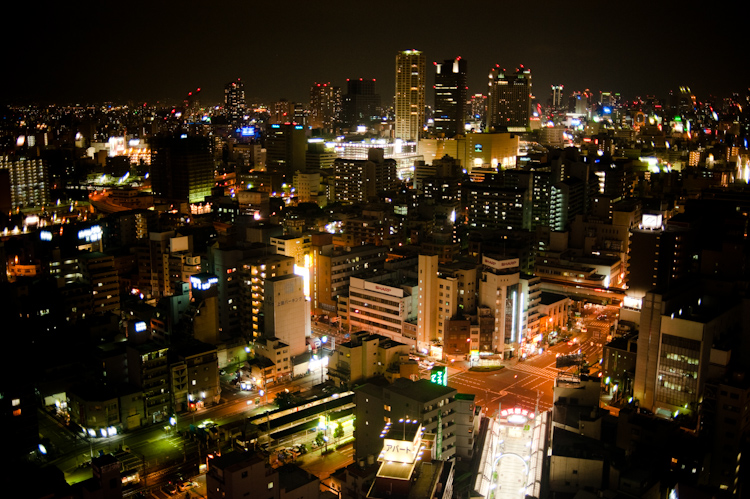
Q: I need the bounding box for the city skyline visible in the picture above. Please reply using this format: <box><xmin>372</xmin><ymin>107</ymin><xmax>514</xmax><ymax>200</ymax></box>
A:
<box><xmin>1</xmin><ymin>0</ymin><xmax>745</xmax><ymax>106</ymax></box>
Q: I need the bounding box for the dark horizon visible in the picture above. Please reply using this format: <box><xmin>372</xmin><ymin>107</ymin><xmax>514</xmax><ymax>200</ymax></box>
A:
<box><xmin>1</xmin><ymin>0</ymin><xmax>746</xmax><ymax>107</ymax></box>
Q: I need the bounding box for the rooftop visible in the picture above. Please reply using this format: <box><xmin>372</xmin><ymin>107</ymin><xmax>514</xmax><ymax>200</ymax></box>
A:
<box><xmin>210</xmin><ymin>449</ymin><xmax>265</xmax><ymax>472</ymax></box>
<box><xmin>277</xmin><ymin>464</ymin><xmax>318</xmax><ymax>492</ymax></box>
<box><xmin>387</xmin><ymin>378</ymin><xmax>456</xmax><ymax>403</ymax></box>
<box><xmin>540</xmin><ymin>291</ymin><xmax>568</xmax><ymax>305</ymax></box>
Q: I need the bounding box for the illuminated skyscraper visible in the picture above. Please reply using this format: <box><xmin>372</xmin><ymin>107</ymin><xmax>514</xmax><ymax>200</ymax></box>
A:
<box><xmin>341</xmin><ymin>78</ymin><xmax>381</xmax><ymax>131</ymax></box>
<box><xmin>395</xmin><ymin>49</ymin><xmax>426</xmax><ymax>141</ymax></box>
<box><xmin>434</xmin><ymin>57</ymin><xmax>467</xmax><ymax>138</ymax></box>
<box><xmin>309</xmin><ymin>82</ymin><xmax>341</xmax><ymax>132</ymax></box>
<box><xmin>150</xmin><ymin>135</ymin><xmax>213</xmax><ymax>204</ymax></box>
<box><xmin>470</xmin><ymin>94</ymin><xmax>487</xmax><ymax>123</ymax></box>
<box><xmin>551</xmin><ymin>84</ymin><xmax>564</xmax><ymax>110</ymax></box>
<box><xmin>224</xmin><ymin>78</ymin><xmax>246</xmax><ymax>130</ymax></box>
<box><xmin>487</xmin><ymin>65</ymin><xmax>532</xmax><ymax>131</ymax></box>
<box><xmin>0</xmin><ymin>155</ymin><xmax>49</xmax><ymax>208</ymax></box>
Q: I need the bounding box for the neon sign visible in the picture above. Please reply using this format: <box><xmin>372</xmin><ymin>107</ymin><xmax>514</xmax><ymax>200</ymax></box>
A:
<box><xmin>430</xmin><ymin>366</ymin><xmax>448</xmax><ymax>386</ymax></box>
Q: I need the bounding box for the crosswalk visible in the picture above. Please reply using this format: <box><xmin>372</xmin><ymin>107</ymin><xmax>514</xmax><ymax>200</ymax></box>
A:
<box><xmin>506</xmin><ymin>363</ymin><xmax>561</xmax><ymax>380</ymax></box>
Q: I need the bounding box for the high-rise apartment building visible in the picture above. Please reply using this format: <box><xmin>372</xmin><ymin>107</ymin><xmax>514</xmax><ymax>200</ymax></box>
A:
<box><xmin>461</xmin><ymin>180</ymin><xmax>532</xmax><ymax>231</ymax></box>
<box><xmin>239</xmin><ymin>254</ymin><xmax>295</xmax><ymax>339</ymax></box>
<box><xmin>309</xmin><ymin>82</ymin><xmax>341</xmax><ymax>132</ymax></box>
<box><xmin>150</xmin><ymin>135</ymin><xmax>213</xmax><ymax>205</ymax></box>
<box><xmin>311</xmin><ymin>236</ymin><xmax>388</xmax><ymax>315</ymax></box>
<box><xmin>434</xmin><ymin>57</ymin><xmax>467</xmax><ymax>138</ymax></box>
<box><xmin>80</xmin><ymin>252</ymin><xmax>120</xmax><ymax>316</ymax></box>
<box><xmin>0</xmin><ymin>155</ymin><xmax>49</xmax><ymax>208</ymax></box>
<box><xmin>224</xmin><ymin>78</ymin><xmax>246</xmax><ymax>130</ymax></box>
<box><xmin>627</xmin><ymin>220</ymin><xmax>694</xmax><ymax>303</ymax></box>
<box><xmin>395</xmin><ymin>50</ymin><xmax>426</xmax><ymax>141</ymax></box>
<box><xmin>487</xmin><ymin>65</ymin><xmax>532</xmax><ymax>131</ymax></box>
<box><xmin>354</xmin><ymin>377</ymin><xmax>468</xmax><ymax>462</ymax></box>
<box><xmin>333</xmin><ymin>148</ymin><xmax>397</xmax><ymax>203</ymax></box>
<box><xmin>341</xmin><ymin>78</ymin><xmax>381</xmax><ymax>131</ymax></box>
<box><xmin>263</xmin><ymin>274</ymin><xmax>310</xmax><ymax>357</ymax></box>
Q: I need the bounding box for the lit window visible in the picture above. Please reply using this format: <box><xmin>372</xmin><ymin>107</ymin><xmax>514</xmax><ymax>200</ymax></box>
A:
<box><xmin>12</xmin><ymin>398</ymin><xmax>20</xmax><ymax>407</ymax></box>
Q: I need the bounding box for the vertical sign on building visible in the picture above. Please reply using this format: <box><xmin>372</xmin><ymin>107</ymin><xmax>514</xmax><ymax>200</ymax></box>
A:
<box><xmin>436</xmin><ymin>409</ymin><xmax>442</xmax><ymax>460</ymax></box>
<box><xmin>430</xmin><ymin>366</ymin><xmax>448</xmax><ymax>386</ymax></box>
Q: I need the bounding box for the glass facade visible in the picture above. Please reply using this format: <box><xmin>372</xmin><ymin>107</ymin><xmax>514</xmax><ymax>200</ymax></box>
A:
<box><xmin>656</xmin><ymin>334</ymin><xmax>700</xmax><ymax>407</ymax></box>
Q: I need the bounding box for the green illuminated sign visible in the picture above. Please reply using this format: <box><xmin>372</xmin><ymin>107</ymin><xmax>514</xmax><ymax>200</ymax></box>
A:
<box><xmin>430</xmin><ymin>366</ymin><xmax>448</xmax><ymax>386</ymax></box>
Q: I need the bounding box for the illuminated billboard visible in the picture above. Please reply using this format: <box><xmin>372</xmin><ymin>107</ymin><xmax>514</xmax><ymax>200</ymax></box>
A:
<box><xmin>378</xmin><ymin>421</ymin><xmax>423</xmax><ymax>464</ymax></box>
<box><xmin>190</xmin><ymin>275</ymin><xmax>219</xmax><ymax>291</ymax></box>
<box><xmin>482</xmin><ymin>256</ymin><xmax>519</xmax><ymax>270</ymax></box>
<box><xmin>641</xmin><ymin>214</ymin><xmax>663</xmax><ymax>230</ymax></box>
<box><xmin>78</xmin><ymin>225</ymin><xmax>102</xmax><ymax>242</ymax></box>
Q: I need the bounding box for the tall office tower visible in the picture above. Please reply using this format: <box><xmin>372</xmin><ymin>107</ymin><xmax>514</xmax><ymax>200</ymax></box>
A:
<box><xmin>265</xmin><ymin>123</ymin><xmax>307</xmax><ymax>181</ymax></box>
<box><xmin>395</xmin><ymin>49</ymin><xmax>426</xmax><ymax>141</ymax></box>
<box><xmin>669</xmin><ymin>85</ymin><xmax>697</xmax><ymax>113</ymax></box>
<box><xmin>309</xmin><ymin>82</ymin><xmax>341</xmax><ymax>132</ymax></box>
<box><xmin>333</xmin><ymin>148</ymin><xmax>397</xmax><ymax>203</ymax></box>
<box><xmin>434</xmin><ymin>57</ymin><xmax>467</xmax><ymax>138</ymax></box>
<box><xmin>487</xmin><ymin>65</ymin><xmax>532</xmax><ymax>131</ymax></box>
<box><xmin>150</xmin><ymin>135</ymin><xmax>213</xmax><ymax>204</ymax></box>
<box><xmin>341</xmin><ymin>78</ymin><xmax>381</xmax><ymax>131</ymax></box>
<box><xmin>633</xmin><ymin>288</ymin><xmax>741</xmax><ymax>417</ymax></box>
<box><xmin>470</xmin><ymin>94</ymin><xmax>487</xmax><ymax>122</ymax></box>
<box><xmin>272</xmin><ymin>99</ymin><xmax>295</xmax><ymax>124</ymax></box>
<box><xmin>478</xmin><ymin>256</ymin><xmax>522</xmax><ymax>358</ymax></box>
<box><xmin>551</xmin><ymin>84</ymin><xmax>564</xmax><ymax>110</ymax></box>
<box><xmin>305</xmin><ymin>141</ymin><xmax>336</xmax><ymax>170</ymax></box>
<box><xmin>0</xmin><ymin>155</ymin><xmax>49</xmax><ymax>208</ymax></box>
<box><xmin>569</xmin><ymin>90</ymin><xmax>591</xmax><ymax>115</ymax></box>
<box><xmin>185</xmin><ymin>87</ymin><xmax>202</xmax><ymax>119</ymax></box>
<box><xmin>224</xmin><ymin>78</ymin><xmax>246</xmax><ymax>130</ymax></box>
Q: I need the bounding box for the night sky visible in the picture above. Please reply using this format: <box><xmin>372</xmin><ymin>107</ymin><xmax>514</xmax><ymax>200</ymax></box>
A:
<box><xmin>2</xmin><ymin>0</ymin><xmax>746</xmax><ymax>106</ymax></box>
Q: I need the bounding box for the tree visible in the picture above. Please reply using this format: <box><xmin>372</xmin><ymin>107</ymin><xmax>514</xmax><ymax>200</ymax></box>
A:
<box><xmin>315</xmin><ymin>431</ymin><xmax>326</xmax><ymax>448</ymax></box>
<box><xmin>334</xmin><ymin>421</ymin><xmax>344</xmax><ymax>443</ymax></box>
<box><xmin>275</xmin><ymin>391</ymin><xmax>300</xmax><ymax>409</ymax></box>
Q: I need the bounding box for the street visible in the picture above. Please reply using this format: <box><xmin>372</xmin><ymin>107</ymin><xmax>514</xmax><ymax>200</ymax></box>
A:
<box><xmin>39</xmin><ymin>305</ymin><xmax>618</xmax><ymax>497</ymax></box>
<box><xmin>441</xmin><ymin>305</ymin><xmax>618</xmax><ymax>415</ymax></box>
